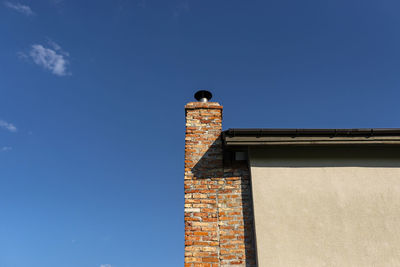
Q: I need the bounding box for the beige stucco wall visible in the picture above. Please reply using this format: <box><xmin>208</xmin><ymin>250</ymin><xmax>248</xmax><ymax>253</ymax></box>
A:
<box><xmin>249</xmin><ymin>147</ymin><xmax>400</xmax><ymax>267</ymax></box>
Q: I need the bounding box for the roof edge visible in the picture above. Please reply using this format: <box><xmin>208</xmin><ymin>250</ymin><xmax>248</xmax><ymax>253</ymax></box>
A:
<box><xmin>225</xmin><ymin>128</ymin><xmax>400</xmax><ymax>137</ymax></box>
<box><xmin>223</xmin><ymin>128</ymin><xmax>400</xmax><ymax>147</ymax></box>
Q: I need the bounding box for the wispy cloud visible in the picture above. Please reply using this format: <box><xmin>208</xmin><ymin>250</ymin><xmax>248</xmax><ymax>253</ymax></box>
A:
<box><xmin>4</xmin><ymin>1</ymin><xmax>34</xmax><ymax>16</ymax></box>
<box><xmin>24</xmin><ymin>42</ymin><xmax>70</xmax><ymax>76</ymax></box>
<box><xmin>48</xmin><ymin>39</ymin><xmax>62</xmax><ymax>51</ymax></box>
<box><xmin>0</xmin><ymin>120</ymin><xmax>17</xmax><ymax>132</ymax></box>
<box><xmin>17</xmin><ymin>51</ymin><xmax>28</xmax><ymax>59</ymax></box>
<box><xmin>2</xmin><ymin>146</ymin><xmax>12</xmax><ymax>152</ymax></box>
<box><xmin>100</xmin><ymin>265</ymin><xmax>112</xmax><ymax>267</ymax></box>
<box><xmin>137</xmin><ymin>0</ymin><xmax>146</xmax><ymax>8</ymax></box>
<box><xmin>173</xmin><ymin>1</ymin><xmax>190</xmax><ymax>18</ymax></box>
<box><xmin>46</xmin><ymin>38</ymin><xmax>69</xmax><ymax>56</ymax></box>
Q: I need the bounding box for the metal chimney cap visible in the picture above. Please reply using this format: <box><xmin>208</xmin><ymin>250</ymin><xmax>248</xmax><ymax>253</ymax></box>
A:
<box><xmin>194</xmin><ymin>90</ymin><xmax>212</xmax><ymax>102</ymax></box>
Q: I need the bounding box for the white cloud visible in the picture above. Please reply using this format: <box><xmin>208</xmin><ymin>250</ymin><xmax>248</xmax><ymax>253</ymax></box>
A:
<box><xmin>28</xmin><ymin>44</ymin><xmax>70</xmax><ymax>76</ymax></box>
<box><xmin>100</xmin><ymin>265</ymin><xmax>112</xmax><ymax>267</ymax></box>
<box><xmin>4</xmin><ymin>1</ymin><xmax>34</xmax><ymax>16</ymax></box>
<box><xmin>2</xmin><ymin>146</ymin><xmax>12</xmax><ymax>152</ymax></box>
<box><xmin>0</xmin><ymin>120</ymin><xmax>17</xmax><ymax>132</ymax></box>
<box><xmin>48</xmin><ymin>39</ymin><xmax>62</xmax><ymax>51</ymax></box>
<box><xmin>46</xmin><ymin>39</ymin><xmax>69</xmax><ymax>56</ymax></box>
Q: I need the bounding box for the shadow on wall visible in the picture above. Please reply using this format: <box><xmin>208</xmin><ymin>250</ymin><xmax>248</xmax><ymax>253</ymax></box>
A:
<box><xmin>191</xmin><ymin>137</ymin><xmax>224</xmax><ymax>179</ymax></box>
<box><xmin>192</xmin><ymin>137</ymin><xmax>257</xmax><ymax>267</ymax></box>
<box><xmin>250</xmin><ymin>146</ymin><xmax>400</xmax><ymax>168</ymax></box>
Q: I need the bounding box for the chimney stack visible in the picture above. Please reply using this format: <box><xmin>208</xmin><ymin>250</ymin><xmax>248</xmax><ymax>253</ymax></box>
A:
<box><xmin>185</xmin><ymin>91</ymin><xmax>223</xmax><ymax>178</ymax></box>
<box><xmin>184</xmin><ymin>91</ymin><xmax>223</xmax><ymax>265</ymax></box>
<box><xmin>184</xmin><ymin>91</ymin><xmax>256</xmax><ymax>266</ymax></box>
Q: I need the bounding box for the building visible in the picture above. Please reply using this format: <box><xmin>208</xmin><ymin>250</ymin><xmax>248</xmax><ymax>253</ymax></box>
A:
<box><xmin>184</xmin><ymin>91</ymin><xmax>400</xmax><ymax>267</ymax></box>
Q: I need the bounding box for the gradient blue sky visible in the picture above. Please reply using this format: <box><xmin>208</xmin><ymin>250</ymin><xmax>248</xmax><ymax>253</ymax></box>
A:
<box><xmin>1</xmin><ymin>0</ymin><xmax>400</xmax><ymax>266</ymax></box>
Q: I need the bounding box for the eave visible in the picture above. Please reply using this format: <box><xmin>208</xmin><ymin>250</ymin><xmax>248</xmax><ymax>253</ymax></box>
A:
<box><xmin>223</xmin><ymin>128</ymin><xmax>400</xmax><ymax>147</ymax></box>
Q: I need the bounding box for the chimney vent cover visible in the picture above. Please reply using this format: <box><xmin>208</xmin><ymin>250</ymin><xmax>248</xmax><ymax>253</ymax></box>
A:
<box><xmin>194</xmin><ymin>90</ymin><xmax>212</xmax><ymax>102</ymax></box>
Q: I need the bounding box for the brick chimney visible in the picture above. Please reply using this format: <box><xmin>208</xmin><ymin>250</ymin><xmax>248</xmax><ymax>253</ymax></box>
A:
<box><xmin>185</xmin><ymin>101</ymin><xmax>223</xmax><ymax>178</ymax></box>
<box><xmin>184</xmin><ymin>91</ymin><xmax>256</xmax><ymax>266</ymax></box>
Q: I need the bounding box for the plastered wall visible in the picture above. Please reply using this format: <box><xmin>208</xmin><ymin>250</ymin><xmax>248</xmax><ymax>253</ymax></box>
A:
<box><xmin>250</xmin><ymin>146</ymin><xmax>400</xmax><ymax>267</ymax></box>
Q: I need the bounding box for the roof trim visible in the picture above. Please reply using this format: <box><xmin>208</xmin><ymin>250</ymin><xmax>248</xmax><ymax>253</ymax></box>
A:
<box><xmin>223</xmin><ymin>128</ymin><xmax>400</xmax><ymax>146</ymax></box>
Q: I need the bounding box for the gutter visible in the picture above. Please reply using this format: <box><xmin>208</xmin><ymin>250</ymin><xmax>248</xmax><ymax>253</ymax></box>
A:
<box><xmin>223</xmin><ymin>128</ymin><xmax>400</xmax><ymax>147</ymax></box>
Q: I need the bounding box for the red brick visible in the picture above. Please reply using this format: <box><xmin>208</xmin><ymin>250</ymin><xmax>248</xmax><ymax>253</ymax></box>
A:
<box><xmin>184</xmin><ymin>101</ymin><xmax>255</xmax><ymax>266</ymax></box>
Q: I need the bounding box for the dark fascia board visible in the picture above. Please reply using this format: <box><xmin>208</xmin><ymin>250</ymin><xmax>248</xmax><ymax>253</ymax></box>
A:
<box><xmin>223</xmin><ymin>128</ymin><xmax>400</xmax><ymax>146</ymax></box>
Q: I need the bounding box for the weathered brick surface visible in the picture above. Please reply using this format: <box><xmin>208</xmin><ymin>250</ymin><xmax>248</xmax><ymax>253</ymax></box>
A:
<box><xmin>184</xmin><ymin>102</ymin><xmax>256</xmax><ymax>266</ymax></box>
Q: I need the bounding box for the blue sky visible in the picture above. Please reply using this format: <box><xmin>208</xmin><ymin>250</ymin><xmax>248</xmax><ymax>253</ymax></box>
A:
<box><xmin>1</xmin><ymin>0</ymin><xmax>400</xmax><ymax>266</ymax></box>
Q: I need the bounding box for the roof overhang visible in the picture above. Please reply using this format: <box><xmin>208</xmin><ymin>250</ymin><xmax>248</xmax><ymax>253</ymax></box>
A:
<box><xmin>223</xmin><ymin>128</ymin><xmax>400</xmax><ymax>147</ymax></box>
